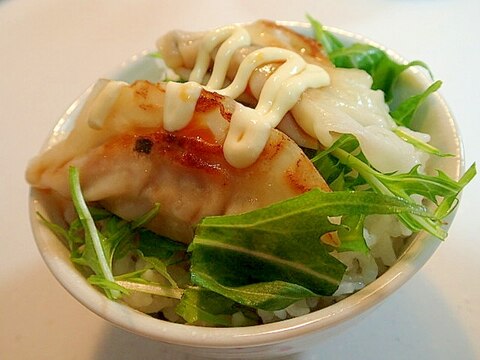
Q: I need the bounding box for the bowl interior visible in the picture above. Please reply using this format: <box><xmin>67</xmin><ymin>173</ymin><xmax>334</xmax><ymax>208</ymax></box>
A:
<box><xmin>29</xmin><ymin>22</ymin><xmax>463</xmax><ymax>354</ymax></box>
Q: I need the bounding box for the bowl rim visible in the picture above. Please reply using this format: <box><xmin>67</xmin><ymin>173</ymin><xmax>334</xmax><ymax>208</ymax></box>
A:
<box><xmin>29</xmin><ymin>20</ymin><xmax>464</xmax><ymax>349</ymax></box>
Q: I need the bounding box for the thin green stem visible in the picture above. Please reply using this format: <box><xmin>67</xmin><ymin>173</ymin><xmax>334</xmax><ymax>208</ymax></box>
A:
<box><xmin>330</xmin><ymin>148</ymin><xmax>446</xmax><ymax>239</ymax></box>
<box><xmin>115</xmin><ymin>280</ymin><xmax>184</xmax><ymax>299</ymax></box>
<box><xmin>69</xmin><ymin>167</ymin><xmax>120</xmax><ymax>298</ymax></box>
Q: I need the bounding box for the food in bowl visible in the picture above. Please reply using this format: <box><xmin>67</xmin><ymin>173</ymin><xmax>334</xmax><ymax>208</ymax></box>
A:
<box><xmin>26</xmin><ymin>17</ymin><xmax>475</xmax><ymax>327</ymax></box>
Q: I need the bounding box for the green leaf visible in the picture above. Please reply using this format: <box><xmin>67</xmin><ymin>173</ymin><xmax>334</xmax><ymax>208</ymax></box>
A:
<box><xmin>136</xmin><ymin>230</ymin><xmax>187</xmax><ymax>288</ymax></box>
<box><xmin>307</xmin><ymin>14</ymin><xmax>344</xmax><ymax>54</ymax></box>
<box><xmin>112</xmin><ymin>269</ymin><xmax>184</xmax><ymax>299</ymax></box>
<box><xmin>311</xmin><ymin>133</ymin><xmax>360</xmax><ymax>162</ymax></box>
<box><xmin>142</xmin><ymin>255</ymin><xmax>179</xmax><ymax>288</ymax></box>
<box><xmin>138</xmin><ymin>229</ymin><xmax>186</xmax><ymax>262</ymax></box>
<box><xmin>434</xmin><ymin>163</ymin><xmax>476</xmax><ymax>219</ymax></box>
<box><xmin>131</xmin><ymin>203</ymin><xmax>160</xmax><ymax>229</ymax></box>
<box><xmin>64</xmin><ymin>167</ymin><xmax>180</xmax><ymax>301</ymax></box>
<box><xmin>115</xmin><ymin>279</ymin><xmax>184</xmax><ymax>299</ymax></box>
<box><xmin>101</xmin><ymin>216</ymin><xmax>135</xmax><ymax>265</ymax></box>
<box><xmin>36</xmin><ymin>212</ymin><xmax>77</xmax><ymax>251</ymax></box>
<box><xmin>89</xmin><ymin>206</ymin><xmax>114</xmax><ymax>221</ymax></box>
<box><xmin>176</xmin><ymin>287</ymin><xmax>238</xmax><ymax>326</ymax></box>
<box><xmin>311</xmin><ymin>152</ymin><xmax>345</xmax><ymax>186</ymax></box>
<box><xmin>88</xmin><ymin>275</ymin><xmax>130</xmax><ymax>296</ymax></box>
<box><xmin>329</xmin><ymin>44</ymin><xmax>431</xmax><ymax>102</ymax></box>
<box><xmin>393</xmin><ymin>128</ymin><xmax>453</xmax><ymax>158</ymax></box>
<box><xmin>190</xmin><ymin>273</ymin><xmax>316</xmax><ymax>311</ymax></box>
<box><xmin>379</xmin><ymin>166</ymin><xmax>466</xmax><ymax>204</ymax></box>
<box><xmin>188</xmin><ymin>189</ymin><xmax>428</xmax><ymax>310</ymax></box>
<box><xmin>330</xmin><ymin>44</ymin><xmax>385</xmax><ymax>71</ymax></box>
<box><xmin>391</xmin><ymin>80</ymin><xmax>443</xmax><ymax>127</ymax></box>
<box><xmin>67</xmin><ymin>218</ymin><xmax>85</xmax><ymax>248</ymax></box>
<box><xmin>372</xmin><ymin>59</ymin><xmax>431</xmax><ymax>102</ymax></box>
<box><xmin>328</xmin><ymin>136</ymin><xmax>476</xmax><ymax>239</ymax></box>
<box><xmin>337</xmin><ymin>215</ymin><xmax>369</xmax><ymax>253</ymax></box>
<box><xmin>310</xmin><ymin>136</ymin><xmax>367</xmax><ymax>191</ymax></box>
<box><xmin>306</xmin><ymin>14</ymin><xmax>435</xmax><ymax>114</ymax></box>
<box><xmin>69</xmin><ymin>166</ymin><xmax>120</xmax><ymax>299</ymax></box>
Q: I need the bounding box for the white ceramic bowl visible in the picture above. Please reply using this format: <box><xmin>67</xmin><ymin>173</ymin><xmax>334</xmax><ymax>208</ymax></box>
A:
<box><xmin>29</xmin><ymin>22</ymin><xmax>464</xmax><ymax>359</ymax></box>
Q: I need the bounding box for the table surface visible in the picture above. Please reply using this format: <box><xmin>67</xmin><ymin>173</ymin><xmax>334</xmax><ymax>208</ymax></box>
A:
<box><xmin>1</xmin><ymin>0</ymin><xmax>479</xmax><ymax>359</ymax></box>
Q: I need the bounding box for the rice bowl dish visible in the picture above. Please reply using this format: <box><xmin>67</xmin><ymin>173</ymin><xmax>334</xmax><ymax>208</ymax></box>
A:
<box><xmin>27</xmin><ymin>17</ymin><xmax>474</xmax><ymax>357</ymax></box>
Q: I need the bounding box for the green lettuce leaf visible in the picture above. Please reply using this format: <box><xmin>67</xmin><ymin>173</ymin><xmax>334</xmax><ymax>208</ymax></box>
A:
<box><xmin>188</xmin><ymin>189</ymin><xmax>428</xmax><ymax>310</ymax></box>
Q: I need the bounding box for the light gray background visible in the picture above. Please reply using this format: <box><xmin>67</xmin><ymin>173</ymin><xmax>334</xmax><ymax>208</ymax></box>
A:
<box><xmin>1</xmin><ymin>0</ymin><xmax>479</xmax><ymax>359</ymax></box>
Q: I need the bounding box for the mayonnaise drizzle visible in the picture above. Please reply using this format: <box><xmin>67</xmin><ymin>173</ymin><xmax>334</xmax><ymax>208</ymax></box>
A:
<box><xmin>164</xmin><ymin>25</ymin><xmax>331</xmax><ymax>168</ymax></box>
<box><xmin>163</xmin><ymin>81</ymin><xmax>202</xmax><ymax>132</ymax></box>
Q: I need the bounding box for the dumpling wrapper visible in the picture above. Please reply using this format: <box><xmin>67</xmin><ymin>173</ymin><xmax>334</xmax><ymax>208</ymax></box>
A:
<box><xmin>158</xmin><ymin>20</ymin><xmax>430</xmax><ymax>174</ymax></box>
<box><xmin>27</xmin><ymin>80</ymin><xmax>329</xmax><ymax>243</ymax></box>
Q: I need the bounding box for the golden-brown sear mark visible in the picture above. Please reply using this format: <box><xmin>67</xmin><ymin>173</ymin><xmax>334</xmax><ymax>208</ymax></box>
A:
<box><xmin>195</xmin><ymin>90</ymin><xmax>233</xmax><ymax>121</ymax></box>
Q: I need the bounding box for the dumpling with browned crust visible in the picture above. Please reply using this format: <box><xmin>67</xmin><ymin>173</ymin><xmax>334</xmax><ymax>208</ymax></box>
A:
<box><xmin>26</xmin><ymin>80</ymin><xmax>329</xmax><ymax>243</ymax></box>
